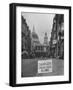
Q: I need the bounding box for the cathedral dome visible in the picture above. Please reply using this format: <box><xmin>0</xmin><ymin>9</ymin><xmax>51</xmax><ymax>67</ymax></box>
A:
<box><xmin>32</xmin><ymin>31</ymin><xmax>39</xmax><ymax>39</ymax></box>
<box><xmin>31</xmin><ymin>26</ymin><xmax>39</xmax><ymax>40</ymax></box>
<box><xmin>31</xmin><ymin>26</ymin><xmax>40</xmax><ymax>46</ymax></box>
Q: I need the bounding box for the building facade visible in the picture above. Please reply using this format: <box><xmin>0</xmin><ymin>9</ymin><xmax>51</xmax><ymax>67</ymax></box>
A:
<box><xmin>21</xmin><ymin>16</ymin><xmax>31</xmax><ymax>58</ymax></box>
<box><xmin>49</xmin><ymin>14</ymin><xmax>64</xmax><ymax>59</ymax></box>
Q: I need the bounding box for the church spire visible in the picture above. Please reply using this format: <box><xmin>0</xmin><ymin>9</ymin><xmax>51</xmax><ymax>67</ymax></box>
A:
<box><xmin>33</xmin><ymin>25</ymin><xmax>35</xmax><ymax>33</ymax></box>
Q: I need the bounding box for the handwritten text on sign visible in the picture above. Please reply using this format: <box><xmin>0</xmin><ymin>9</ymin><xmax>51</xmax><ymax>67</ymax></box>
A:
<box><xmin>38</xmin><ymin>60</ymin><xmax>52</xmax><ymax>73</ymax></box>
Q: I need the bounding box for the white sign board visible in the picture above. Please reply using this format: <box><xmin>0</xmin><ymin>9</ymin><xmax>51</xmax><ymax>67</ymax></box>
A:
<box><xmin>38</xmin><ymin>60</ymin><xmax>52</xmax><ymax>73</ymax></box>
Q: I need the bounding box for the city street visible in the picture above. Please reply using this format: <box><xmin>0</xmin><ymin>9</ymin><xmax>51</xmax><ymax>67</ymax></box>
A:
<box><xmin>21</xmin><ymin>58</ymin><xmax>64</xmax><ymax>77</ymax></box>
<box><xmin>21</xmin><ymin>14</ymin><xmax>64</xmax><ymax>78</ymax></box>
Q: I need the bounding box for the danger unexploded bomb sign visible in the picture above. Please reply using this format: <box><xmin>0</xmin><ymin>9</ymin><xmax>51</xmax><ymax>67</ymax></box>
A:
<box><xmin>38</xmin><ymin>60</ymin><xmax>52</xmax><ymax>73</ymax></box>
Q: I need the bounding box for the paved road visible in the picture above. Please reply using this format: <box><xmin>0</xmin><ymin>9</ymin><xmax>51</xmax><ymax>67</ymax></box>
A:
<box><xmin>21</xmin><ymin>58</ymin><xmax>64</xmax><ymax>77</ymax></box>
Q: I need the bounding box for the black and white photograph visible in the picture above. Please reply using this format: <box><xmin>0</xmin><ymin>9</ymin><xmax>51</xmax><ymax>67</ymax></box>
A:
<box><xmin>21</xmin><ymin>13</ymin><xmax>64</xmax><ymax>77</ymax></box>
<box><xmin>10</xmin><ymin>3</ymin><xmax>71</xmax><ymax>86</ymax></box>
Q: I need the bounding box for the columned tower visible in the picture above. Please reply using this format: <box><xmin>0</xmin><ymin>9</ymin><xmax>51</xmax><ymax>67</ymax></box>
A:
<box><xmin>44</xmin><ymin>32</ymin><xmax>48</xmax><ymax>45</ymax></box>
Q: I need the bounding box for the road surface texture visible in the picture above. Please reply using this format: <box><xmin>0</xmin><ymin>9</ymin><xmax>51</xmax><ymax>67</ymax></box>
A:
<box><xmin>21</xmin><ymin>58</ymin><xmax>64</xmax><ymax>77</ymax></box>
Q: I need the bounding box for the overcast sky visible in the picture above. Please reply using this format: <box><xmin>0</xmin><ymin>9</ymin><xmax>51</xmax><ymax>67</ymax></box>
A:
<box><xmin>22</xmin><ymin>12</ymin><xmax>55</xmax><ymax>44</ymax></box>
